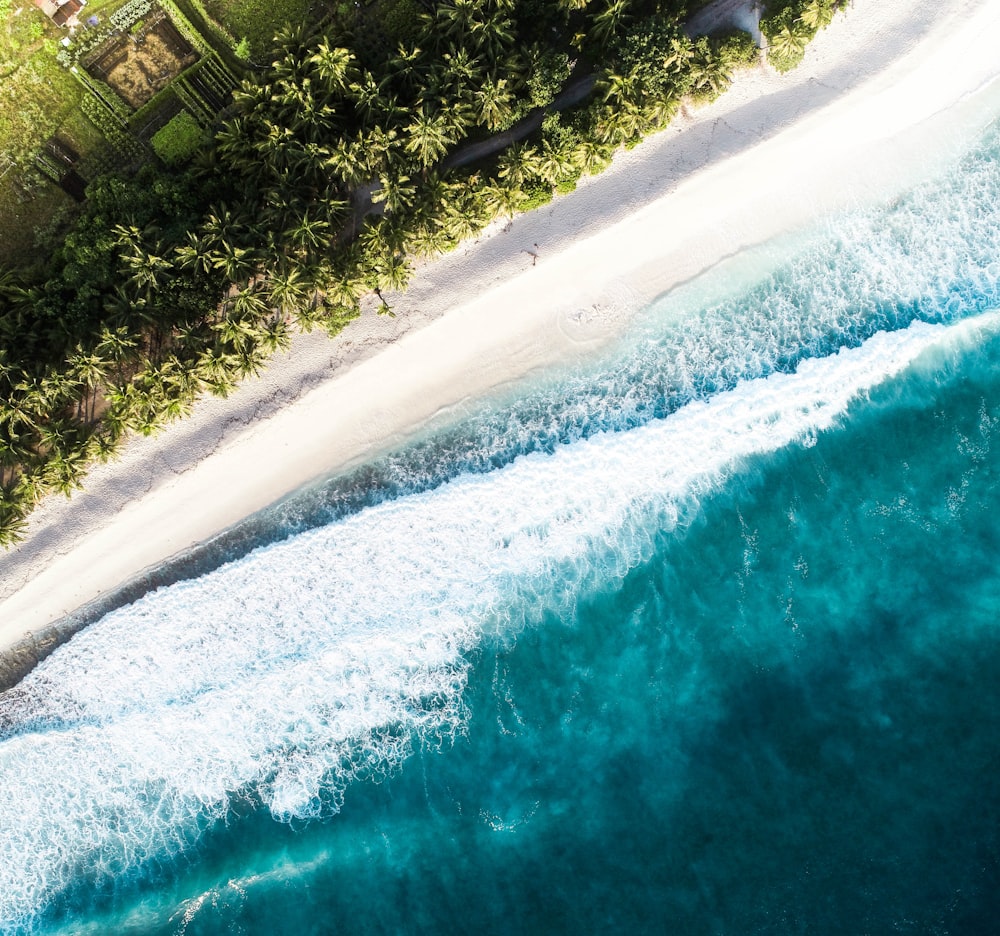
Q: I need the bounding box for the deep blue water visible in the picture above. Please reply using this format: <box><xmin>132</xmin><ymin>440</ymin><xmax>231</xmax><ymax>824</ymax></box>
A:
<box><xmin>3</xmin><ymin>117</ymin><xmax>1000</xmax><ymax>935</ymax></box>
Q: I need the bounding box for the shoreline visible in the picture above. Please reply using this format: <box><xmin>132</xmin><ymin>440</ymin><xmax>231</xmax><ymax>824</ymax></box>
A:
<box><xmin>1</xmin><ymin>0</ymin><xmax>999</xmax><ymax>682</ymax></box>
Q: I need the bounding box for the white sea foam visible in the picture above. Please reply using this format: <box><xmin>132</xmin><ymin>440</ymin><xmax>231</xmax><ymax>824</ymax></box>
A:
<box><xmin>0</xmin><ymin>316</ymin><xmax>985</xmax><ymax>931</ymax></box>
<box><xmin>392</xmin><ymin>134</ymin><xmax>1000</xmax><ymax>494</ymax></box>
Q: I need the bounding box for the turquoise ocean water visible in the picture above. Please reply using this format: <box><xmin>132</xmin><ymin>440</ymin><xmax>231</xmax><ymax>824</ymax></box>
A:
<box><xmin>3</xmin><ymin>117</ymin><xmax>1000</xmax><ymax>934</ymax></box>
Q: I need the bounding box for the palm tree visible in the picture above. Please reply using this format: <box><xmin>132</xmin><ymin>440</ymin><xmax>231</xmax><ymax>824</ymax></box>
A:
<box><xmin>235</xmin><ymin>345</ymin><xmax>270</xmax><ymax>380</ymax></box>
<box><xmin>259</xmin><ymin>316</ymin><xmax>292</xmax><ymax>354</ymax></box>
<box><xmin>214</xmin><ymin>116</ymin><xmax>257</xmax><ymax>170</ymax></box>
<box><xmin>211</xmin><ymin>241</ymin><xmax>260</xmax><ymax>286</ymax></box>
<box><xmin>768</xmin><ymin>25</ymin><xmax>810</xmax><ymax>71</ymax></box>
<box><xmin>96</xmin><ymin>326</ymin><xmax>138</xmax><ymax>377</ymax></box>
<box><xmin>590</xmin><ymin>0</ymin><xmax>631</xmax><ymax>47</ymax></box>
<box><xmin>326</xmin><ymin>137</ymin><xmax>373</xmax><ymax>187</ymax></box>
<box><xmin>324</xmin><ymin>275</ymin><xmax>365</xmax><ymax>312</ymax></box>
<box><xmin>0</xmin><ymin>424</ymin><xmax>30</xmax><ymax>476</ymax></box>
<box><xmin>0</xmin><ymin>500</ymin><xmax>28</xmax><ymax>547</ymax></box>
<box><xmin>36</xmin><ymin>416</ymin><xmax>73</xmax><ymax>457</ymax></box>
<box><xmin>473</xmin><ymin>73</ymin><xmax>515</xmax><ymax>131</ymax></box>
<box><xmin>576</xmin><ymin>138</ymin><xmax>612</xmax><ymax>175</ymax></box>
<box><xmin>688</xmin><ymin>45</ymin><xmax>732</xmax><ymax>102</ymax></box>
<box><xmin>6</xmin><ymin>379</ymin><xmax>48</xmax><ymax>432</ymax></box>
<box><xmin>67</xmin><ymin>346</ymin><xmax>109</xmax><ymax>422</ymax></box>
<box><xmin>359</xmin><ymin>214</ymin><xmax>409</xmax><ymax>260</ymax></box>
<box><xmin>174</xmin><ymin>232</ymin><xmax>215</xmax><ymax>278</ymax></box>
<box><xmin>409</xmin><ymin>222</ymin><xmax>457</xmax><ymax>258</ymax></box>
<box><xmin>441</xmin><ymin>44</ymin><xmax>485</xmax><ymax>93</ymax></box>
<box><xmin>350</xmin><ymin>70</ymin><xmax>394</xmax><ymax>127</ymax></box>
<box><xmin>0</xmin><ymin>350</ymin><xmax>17</xmax><ymax>400</ymax></box>
<box><xmin>536</xmin><ymin>139</ymin><xmax>577</xmax><ymax>185</ymax></box>
<box><xmin>361</xmin><ymin>228</ymin><xmax>411</xmax><ymax>305</ymax></box>
<box><xmin>480</xmin><ymin>179</ymin><xmax>524</xmax><ymax>219</ymax></box>
<box><xmin>42</xmin><ymin>450</ymin><xmax>85</xmax><ymax>497</ymax></box>
<box><xmin>101</xmin><ymin>285</ymin><xmax>140</xmax><ymax>331</ymax></box>
<box><xmin>265</xmin><ymin>267</ymin><xmax>312</xmax><ymax>318</ymax></box>
<box><xmin>284</xmin><ymin>210</ymin><xmax>332</xmax><ymax>261</ymax></box>
<box><xmin>425</xmin><ymin>0</ymin><xmax>479</xmax><ymax>48</ymax></box>
<box><xmin>642</xmin><ymin>95</ymin><xmax>678</xmax><ymax>130</ymax></box>
<box><xmin>213</xmin><ymin>312</ymin><xmax>260</xmax><ymax>353</ymax></box>
<box><xmin>471</xmin><ymin>9</ymin><xmax>515</xmax><ymax>60</ymax></box>
<box><xmin>12</xmin><ymin>469</ymin><xmax>44</xmax><ymax>509</ymax></box>
<box><xmin>286</xmin><ymin>140</ymin><xmax>336</xmax><ymax>181</ymax></box>
<box><xmin>372</xmin><ymin>173</ymin><xmax>418</xmax><ymax>214</ymax></box>
<box><xmin>308</xmin><ymin>39</ymin><xmax>357</xmax><ymax>94</ymax></box>
<box><xmin>84</xmin><ymin>427</ymin><xmax>120</xmax><ymax>465</ymax></box>
<box><xmin>121</xmin><ymin>246</ymin><xmax>172</xmax><ymax>305</ymax></box>
<box><xmin>596</xmin><ymin>101</ymin><xmax>645</xmax><ymax>145</ymax></box>
<box><xmin>105</xmin><ymin>383</ymin><xmax>143</xmax><ymax>437</ymax></box>
<box><xmin>497</xmin><ymin>142</ymin><xmax>541</xmax><ymax>187</ymax></box>
<box><xmin>602</xmin><ymin>68</ymin><xmax>639</xmax><ymax>106</ymax></box>
<box><xmin>360</xmin><ymin>126</ymin><xmax>400</xmax><ymax>179</ymax></box>
<box><xmin>799</xmin><ymin>0</ymin><xmax>835</xmax><ymax>32</ymax></box>
<box><xmin>387</xmin><ymin>43</ymin><xmax>425</xmax><ymax>96</ymax></box>
<box><xmin>196</xmin><ymin>348</ymin><xmax>241</xmax><ymax>398</ymax></box>
<box><xmin>229</xmin><ymin>284</ymin><xmax>271</xmax><ymax>320</ymax></box>
<box><xmin>201</xmin><ymin>206</ymin><xmax>249</xmax><ymax>253</ymax></box>
<box><xmin>404</xmin><ymin>106</ymin><xmax>457</xmax><ymax>169</ymax></box>
<box><xmin>174</xmin><ymin>320</ymin><xmax>213</xmax><ymax>356</ymax></box>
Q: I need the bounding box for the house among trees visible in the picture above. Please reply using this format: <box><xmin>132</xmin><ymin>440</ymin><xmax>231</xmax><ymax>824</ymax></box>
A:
<box><xmin>33</xmin><ymin>0</ymin><xmax>86</xmax><ymax>29</ymax></box>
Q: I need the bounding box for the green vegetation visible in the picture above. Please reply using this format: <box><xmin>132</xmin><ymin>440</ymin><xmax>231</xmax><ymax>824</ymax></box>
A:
<box><xmin>201</xmin><ymin>0</ymin><xmax>311</xmax><ymax>60</ymax></box>
<box><xmin>0</xmin><ymin>4</ymin><xmax>87</xmax><ymax>266</ymax></box>
<box><xmin>0</xmin><ymin>0</ymin><xmax>849</xmax><ymax>545</ymax></box>
<box><xmin>761</xmin><ymin>0</ymin><xmax>839</xmax><ymax>72</ymax></box>
<box><xmin>1</xmin><ymin>0</ymin><xmax>243</xmax><ymax>268</ymax></box>
<box><xmin>151</xmin><ymin>111</ymin><xmax>208</xmax><ymax>163</ymax></box>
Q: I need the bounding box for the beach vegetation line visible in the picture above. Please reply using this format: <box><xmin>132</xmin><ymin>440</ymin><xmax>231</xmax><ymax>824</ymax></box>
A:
<box><xmin>0</xmin><ymin>0</ymin><xmax>846</xmax><ymax>546</ymax></box>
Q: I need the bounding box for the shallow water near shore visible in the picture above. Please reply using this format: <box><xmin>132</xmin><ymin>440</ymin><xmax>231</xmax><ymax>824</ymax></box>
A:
<box><xmin>4</xmin><ymin>116</ymin><xmax>1000</xmax><ymax>936</ymax></box>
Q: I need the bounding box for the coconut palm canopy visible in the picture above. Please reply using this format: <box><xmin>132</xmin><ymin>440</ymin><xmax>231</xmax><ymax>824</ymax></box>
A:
<box><xmin>0</xmin><ymin>0</ymin><xmax>841</xmax><ymax>544</ymax></box>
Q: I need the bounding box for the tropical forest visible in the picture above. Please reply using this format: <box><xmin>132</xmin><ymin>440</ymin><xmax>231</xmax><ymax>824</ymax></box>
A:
<box><xmin>0</xmin><ymin>0</ymin><xmax>843</xmax><ymax>544</ymax></box>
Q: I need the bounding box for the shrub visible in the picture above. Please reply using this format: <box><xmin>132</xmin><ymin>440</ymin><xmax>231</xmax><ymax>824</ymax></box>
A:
<box><xmin>715</xmin><ymin>29</ymin><xmax>759</xmax><ymax>70</ymax></box>
<box><xmin>527</xmin><ymin>48</ymin><xmax>573</xmax><ymax>109</ymax></box>
<box><xmin>522</xmin><ymin>181</ymin><xmax>554</xmax><ymax>211</ymax></box>
<box><xmin>79</xmin><ymin>94</ymin><xmax>142</xmax><ymax>159</ymax></box>
<box><xmin>378</xmin><ymin>0</ymin><xmax>423</xmax><ymax>45</ymax></box>
<box><xmin>760</xmin><ymin>0</ymin><xmax>839</xmax><ymax>72</ymax></box>
<box><xmin>151</xmin><ymin>111</ymin><xmax>206</xmax><ymax>165</ymax></box>
<box><xmin>764</xmin><ymin>17</ymin><xmax>811</xmax><ymax>73</ymax></box>
<box><xmin>611</xmin><ymin>15</ymin><xmax>693</xmax><ymax>100</ymax></box>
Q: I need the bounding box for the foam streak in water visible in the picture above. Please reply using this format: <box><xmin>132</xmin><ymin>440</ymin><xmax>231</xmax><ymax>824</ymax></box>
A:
<box><xmin>0</xmin><ymin>317</ymin><xmax>982</xmax><ymax>931</ymax></box>
<box><xmin>274</xmin><ymin>127</ymin><xmax>1000</xmax><ymax>537</ymax></box>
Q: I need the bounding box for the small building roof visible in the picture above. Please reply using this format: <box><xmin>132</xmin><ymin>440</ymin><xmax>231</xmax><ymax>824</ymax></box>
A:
<box><xmin>46</xmin><ymin>0</ymin><xmax>87</xmax><ymax>27</ymax></box>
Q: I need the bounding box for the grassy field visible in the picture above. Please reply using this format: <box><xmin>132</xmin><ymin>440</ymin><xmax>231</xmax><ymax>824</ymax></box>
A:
<box><xmin>199</xmin><ymin>0</ymin><xmax>321</xmax><ymax>59</ymax></box>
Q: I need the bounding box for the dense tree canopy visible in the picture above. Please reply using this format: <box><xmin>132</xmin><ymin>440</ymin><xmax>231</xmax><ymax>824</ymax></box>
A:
<box><xmin>0</xmin><ymin>0</ymin><xmax>845</xmax><ymax>544</ymax></box>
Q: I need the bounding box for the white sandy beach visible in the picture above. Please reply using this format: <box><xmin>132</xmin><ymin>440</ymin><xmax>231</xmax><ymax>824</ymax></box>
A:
<box><xmin>1</xmin><ymin>0</ymin><xmax>999</xmax><ymax>666</ymax></box>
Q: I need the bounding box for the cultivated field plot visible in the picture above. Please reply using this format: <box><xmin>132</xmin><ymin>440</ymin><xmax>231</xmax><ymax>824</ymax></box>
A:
<box><xmin>0</xmin><ymin>7</ymin><xmax>84</xmax><ymax>263</ymax></box>
<box><xmin>84</xmin><ymin>10</ymin><xmax>199</xmax><ymax>109</ymax></box>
